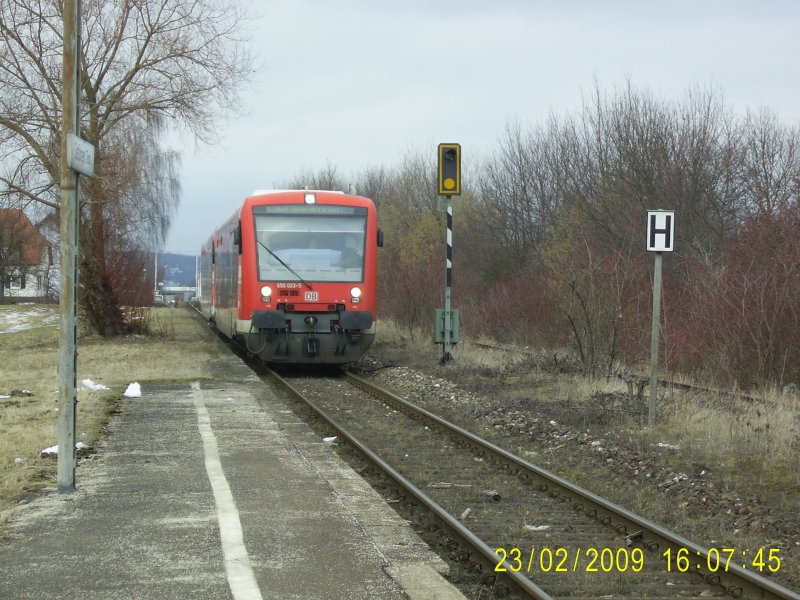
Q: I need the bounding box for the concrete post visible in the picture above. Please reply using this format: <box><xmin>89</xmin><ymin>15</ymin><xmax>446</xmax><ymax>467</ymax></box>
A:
<box><xmin>648</xmin><ymin>251</ymin><xmax>663</xmax><ymax>428</ymax></box>
<box><xmin>57</xmin><ymin>0</ymin><xmax>80</xmax><ymax>491</ymax></box>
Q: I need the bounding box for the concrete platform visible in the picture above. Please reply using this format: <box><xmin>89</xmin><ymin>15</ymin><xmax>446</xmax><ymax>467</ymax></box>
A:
<box><xmin>0</xmin><ymin>365</ymin><xmax>465</xmax><ymax>599</ymax></box>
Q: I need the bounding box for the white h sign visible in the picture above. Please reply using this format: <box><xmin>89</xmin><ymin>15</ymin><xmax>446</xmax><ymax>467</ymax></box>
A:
<box><xmin>647</xmin><ymin>210</ymin><xmax>675</xmax><ymax>252</ymax></box>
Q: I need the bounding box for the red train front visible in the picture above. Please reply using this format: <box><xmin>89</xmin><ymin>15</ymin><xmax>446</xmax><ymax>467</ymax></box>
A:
<box><xmin>200</xmin><ymin>190</ymin><xmax>381</xmax><ymax>364</ymax></box>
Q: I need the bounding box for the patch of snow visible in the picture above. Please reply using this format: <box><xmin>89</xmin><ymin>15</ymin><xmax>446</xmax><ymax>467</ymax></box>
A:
<box><xmin>525</xmin><ymin>525</ymin><xmax>550</xmax><ymax>531</ymax></box>
<box><xmin>123</xmin><ymin>382</ymin><xmax>141</xmax><ymax>397</ymax></box>
<box><xmin>0</xmin><ymin>306</ymin><xmax>59</xmax><ymax>334</ymax></box>
<box><xmin>322</xmin><ymin>436</ymin><xmax>337</xmax><ymax>443</ymax></box>
<box><xmin>81</xmin><ymin>379</ymin><xmax>110</xmax><ymax>391</ymax></box>
<box><xmin>41</xmin><ymin>441</ymin><xmax>90</xmax><ymax>456</ymax></box>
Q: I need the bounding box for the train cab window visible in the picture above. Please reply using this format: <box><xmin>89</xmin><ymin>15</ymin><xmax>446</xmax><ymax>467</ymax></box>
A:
<box><xmin>253</xmin><ymin>204</ymin><xmax>367</xmax><ymax>283</ymax></box>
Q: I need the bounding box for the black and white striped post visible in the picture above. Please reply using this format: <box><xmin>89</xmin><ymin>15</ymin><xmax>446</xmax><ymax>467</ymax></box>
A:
<box><xmin>444</xmin><ymin>203</ymin><xmax>454</xmax><ymax>360</ymax></box>
<box><xmin>437</xmin><ymin>143</ymin><xmax>461</xmax><ymax>363</ymax></box>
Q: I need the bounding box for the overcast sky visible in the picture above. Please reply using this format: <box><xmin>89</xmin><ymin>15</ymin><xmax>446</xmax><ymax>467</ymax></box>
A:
<box><xmin>163</xmin><ymin>0</ymin><xmax>800</xmax><ymax>255</ymax></box>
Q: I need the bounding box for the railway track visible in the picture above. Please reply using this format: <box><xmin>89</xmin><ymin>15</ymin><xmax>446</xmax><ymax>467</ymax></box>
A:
<box><xmin>267</xmin><ymin>367</ymin><xmax>799</xmax><ymax>600</ymax></box>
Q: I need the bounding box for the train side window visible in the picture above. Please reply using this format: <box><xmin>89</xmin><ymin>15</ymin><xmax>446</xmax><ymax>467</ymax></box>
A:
<box><xmin>233</xmin><ymin>221</ymin><xmax>242</xmax><ymax>254</ymax></box>
<box><xmin>211</xmin><ymin>240</ymin><xmax>216</xmax><ymax>264</ymax></box>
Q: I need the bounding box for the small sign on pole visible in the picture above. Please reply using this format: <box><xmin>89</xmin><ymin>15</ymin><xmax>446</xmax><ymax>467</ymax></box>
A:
<box><xmin>66</xmin><ymin>133</ymin><xmax>95</xmax><ymax>177</ymax></box>
<box><xmin>646</xmin><ymin>210</ymin><xmax>674</xmax><ymax>252</ymax></box>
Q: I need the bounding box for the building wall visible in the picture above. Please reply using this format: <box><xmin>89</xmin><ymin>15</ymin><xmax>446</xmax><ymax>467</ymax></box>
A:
<box><xmin>1</xmin><ymin>264</ymin><xmax>52</xmax><ymax>302</ymax></box>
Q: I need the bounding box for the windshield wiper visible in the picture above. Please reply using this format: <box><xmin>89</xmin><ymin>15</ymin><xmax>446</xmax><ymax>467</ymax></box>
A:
<box><xmin>256</xmin><ymin>239</ymin><xmax>313</xmax><ymax>291</ymax></box>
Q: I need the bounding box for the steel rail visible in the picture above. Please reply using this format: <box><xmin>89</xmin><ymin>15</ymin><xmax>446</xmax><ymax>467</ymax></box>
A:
<box><xmin>267</xmin><ymin>367</ymin><xmax>553</xmax><ymax>599</ymax></box>
<box><xmin>345</xmin><ymin>371</ymin><xmax>800</xmax><ymax>600</ymax></box>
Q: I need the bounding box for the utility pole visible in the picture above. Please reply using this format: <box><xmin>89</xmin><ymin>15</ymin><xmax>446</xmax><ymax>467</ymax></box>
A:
<box><xmin>59</xmin><ymin>0</ymin><xmax>93</xmax><ymax>491</ymax></box>
<box><xmin>57</xmin><ymin>0</ymin><xmax>80</xmax><ymax>492</ymax></box>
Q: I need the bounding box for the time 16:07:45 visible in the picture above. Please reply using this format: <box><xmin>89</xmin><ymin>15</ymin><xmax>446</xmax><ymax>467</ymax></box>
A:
<box><xmin>663</xmin><ymin>547</ymin><xmax>781</xmax><ymax>573</ymax></box>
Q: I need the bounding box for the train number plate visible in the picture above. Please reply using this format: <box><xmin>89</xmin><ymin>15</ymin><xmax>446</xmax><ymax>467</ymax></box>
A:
<box><xmin>304</xmin><ymin>291</ymin><xmax>319</xmax><ymax>301</ymax></box>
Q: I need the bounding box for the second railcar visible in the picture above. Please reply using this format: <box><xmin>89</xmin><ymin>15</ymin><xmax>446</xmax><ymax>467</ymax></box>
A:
<box><xmin>200</xmin><ymin>190</ymin><xmax>381</xmax><ymax>364</ymax></box>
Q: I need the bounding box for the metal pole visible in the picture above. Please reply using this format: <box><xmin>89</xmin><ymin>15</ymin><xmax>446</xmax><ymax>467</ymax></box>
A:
<box><xmin>442</xmin><ymin>201</ymin><xmax>453</xmax><ymax>363</ymax></box>
<box><xmin>648</xmin><ymin>252</ymin><xmax>663</xmax><ymax>428</ymax></box>
<box><xmin>57</xmin><ymin>0</ymin><xmax>80</xmax><ymax>492</ymax></box>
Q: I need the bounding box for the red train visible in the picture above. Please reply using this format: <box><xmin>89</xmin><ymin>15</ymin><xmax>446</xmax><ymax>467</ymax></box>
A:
<box><xmin>199</xmin><ymin>190</ymin><xmax>382</xmax><ymax>364</ymax></box>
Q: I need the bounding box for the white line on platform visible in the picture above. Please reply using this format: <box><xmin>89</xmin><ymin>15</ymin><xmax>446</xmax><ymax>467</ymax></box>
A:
<box><xmin>192</xmin><ymin>382</ymin><xmax>263</xmax><ymax>600</ymax></box>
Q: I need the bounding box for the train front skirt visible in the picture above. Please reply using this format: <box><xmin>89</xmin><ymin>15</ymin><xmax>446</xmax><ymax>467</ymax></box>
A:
<box><xmin>239</xmin><ymin>309</ymin><xmax>375</xmax><ymax>364</ymax></box>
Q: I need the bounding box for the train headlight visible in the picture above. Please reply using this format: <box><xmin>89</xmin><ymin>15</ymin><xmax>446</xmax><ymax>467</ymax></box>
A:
<box><xmin>260</xmin><ymin>285</ymin><xmax>272</xmax><ymax>301</ymax></box>
<box><xmin>350</xmin><ymin>286</ymin><xmax>362</xmax><ymax>303</ymax></box>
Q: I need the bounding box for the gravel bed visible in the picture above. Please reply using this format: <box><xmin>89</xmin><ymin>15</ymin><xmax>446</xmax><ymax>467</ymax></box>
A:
<box><xmin>290</xmin><ymin>372</ymin><xmax>721</xmax><ymax>598</ymax></box>
<box><xmin>351</xmin><ymin>353</ymin><xmax>800</xmax><ymax>594</ymax></box>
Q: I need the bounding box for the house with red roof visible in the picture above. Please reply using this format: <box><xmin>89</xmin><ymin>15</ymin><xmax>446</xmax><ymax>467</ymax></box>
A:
<box><xmin>0</xmin><ymin>208</ymin><xmax>55</xmax><ymax>302</ymax></box>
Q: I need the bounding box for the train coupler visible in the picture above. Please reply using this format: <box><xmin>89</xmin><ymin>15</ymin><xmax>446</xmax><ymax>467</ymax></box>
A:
<box><xmin>332</xmin><ymin>325</ymin><xmax>346</xmax><ymax>355</ymax></box>
<box><xmin>306</xmin><ymin>333</ymin><xmax>319</xmax><ymax>357</ymax></box>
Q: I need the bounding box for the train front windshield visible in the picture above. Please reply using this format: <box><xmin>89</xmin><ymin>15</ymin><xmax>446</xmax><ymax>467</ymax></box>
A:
<box><xmin>253</xmin><ymin>204</ymin><xmax>367</xmax><ymax>283</ymax></box>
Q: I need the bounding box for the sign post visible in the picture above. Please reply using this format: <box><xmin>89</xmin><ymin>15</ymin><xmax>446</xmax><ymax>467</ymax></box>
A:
<box><xmin>435</xmin><ymin>143</ymin><xmax>461</xmax><ymax>363</ymax></box>
<box><xmin>646</xmin><ymin>210</ymin><xmax>674</xmax><ymax>427</ymax></box>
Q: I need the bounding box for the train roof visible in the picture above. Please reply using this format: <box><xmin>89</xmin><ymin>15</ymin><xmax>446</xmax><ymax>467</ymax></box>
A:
<box><xmin>245</xmin><ymin>189</ymin><xmax>374</xmax><ymax>208</ymax></box>
<box><xmin>250</xmin><ymin>189</ymin><xmax>344</xmax><ymax>196</ymax></box>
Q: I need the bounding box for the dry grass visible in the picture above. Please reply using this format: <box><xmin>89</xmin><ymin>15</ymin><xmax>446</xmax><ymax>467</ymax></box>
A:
<box><xmin>375</xmin><ymin>318</ymin><xmax>542</xmax><ymax>372</ymax></box>
<box><xmin>536</xmin><ymin>375</ymin><xmax>800</xmax><ymax>512</ymax></box>
<box><xmin>653</xmin><ymin>389</ymin><xmax>799</xmax><ymax>504</ymax></box>
<box><xmin>372</xmin><ymin>316</ymin><xmax>800</xmax><ymax>515</ymax></box>
<box><xmin>0</xmin><ymin>305</ymin><xmax>229</xmax><ymax>514</ymax></box>
<box><xmin>369</xmin><ymin>318</ymin><xmax>800</xmax><ymax>589</ymax></box>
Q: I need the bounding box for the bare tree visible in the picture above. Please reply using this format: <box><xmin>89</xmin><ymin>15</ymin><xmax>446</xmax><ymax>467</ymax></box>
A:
<box><xmin>0</xmin><ymin>0</ymin><xmax>254</xmax><ymax>333</ymax></box>
<box><xmin>477</xmin><ymin>118</ymin><xmax>566</xmax><ymax>275</ymax></box>
<box><xmin>278</xmin><ymin>163</ymin><xmax>349</xmax><ymax>192</ymax></box>
<box><xmin>740</xmin><ymin>109</ymin><xmax>800</xmax><ymax>219</ymax></box>
<box><xmin>356</xmin><ymin>165</ymin><xmax>394</xmax><ymax>208</ymax></box>
<box><xmin>0</xmin><ymin>208</ymin><xmax>26</xmax><ymax>301</ymax></box>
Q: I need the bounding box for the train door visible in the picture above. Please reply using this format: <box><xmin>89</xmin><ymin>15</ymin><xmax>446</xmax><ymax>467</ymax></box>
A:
<box><xmin>210</xmin><ymin>238</ymin><xmax>217</xmax><ymax>316</ymax></box>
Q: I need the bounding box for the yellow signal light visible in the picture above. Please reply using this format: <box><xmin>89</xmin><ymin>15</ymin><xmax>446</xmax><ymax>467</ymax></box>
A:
<box><xmin>438</xmin><ymin>143</ymin><xmax>461</xmax><ymax>196</ymax></box>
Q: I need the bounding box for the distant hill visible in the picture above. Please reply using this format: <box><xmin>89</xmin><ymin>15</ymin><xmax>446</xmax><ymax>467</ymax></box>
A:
<box><xmin>158</xmin><ymin>253</ymin><xmax>196</xmax><ymax>287</ymax></box>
